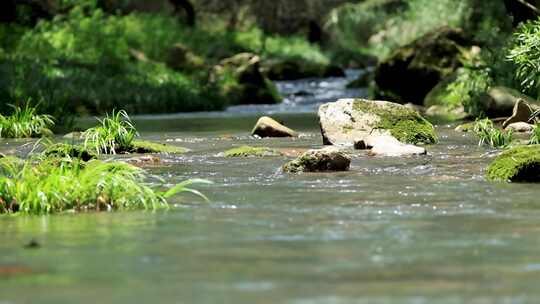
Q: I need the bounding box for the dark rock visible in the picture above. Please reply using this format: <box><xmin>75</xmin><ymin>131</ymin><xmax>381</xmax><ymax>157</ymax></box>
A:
<box><xmin>282</xmin><ymin>147</ymin><xmax>351</xmax><ymax>173</ymax></box>
<box><xmin>374</xmin><ymin>27</ymin><xmax>473</xmax><ymax>104</ymax></box>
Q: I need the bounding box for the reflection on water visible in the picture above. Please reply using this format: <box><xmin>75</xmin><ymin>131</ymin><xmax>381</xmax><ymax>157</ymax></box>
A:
<box><xmin>1</xmin><ymin>73</ymin><xmax>540</xmax><ymax>303</ymax></box>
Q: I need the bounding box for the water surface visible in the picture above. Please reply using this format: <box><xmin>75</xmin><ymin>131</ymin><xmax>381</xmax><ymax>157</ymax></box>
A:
<box><xmin>1</xmin><ymin>73</ymin><xmax>539</xmax><ymax>304</ymax></box>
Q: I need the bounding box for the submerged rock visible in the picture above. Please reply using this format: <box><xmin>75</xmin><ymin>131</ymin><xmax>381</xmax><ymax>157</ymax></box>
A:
<box><xmin>282</xmin><ymin>147</ymin><xmax>351</xmax><ymax>173</ymax></box>
<box><xmin>209</xmin><ymin>53</ymin><xmax>282</xmax><ymax>105</ymax></box>
<box><xmin>252</xmin><ymin>116</ymin><xmax>298</xmax><ymax>138</ymax></box>
<box><xmin>123</xmin><ymin>155</ymin><xmax>161</xmax><ymax>166</ymax></box>
<box><xmin>356</xmin><ymin>135</ymin><xmax>427</xmax><ymax>157</ymax></box>
<box><xmin>261</xmin><ymin>58</ymin><xmax>345</xmax><ymax>81</ymax></box>
<box><xmin>374</xmin><ymin>27</ymin><xmax>473</xmax><ymax>104</ymax></box>
<box><xmin>454</xmin><ymin>122</ymin><xmax>476</xmax><ymax>132</ymax></box>
<box><xmin>481</xmin><ymin>86</ymin><xmax>540</xmax><ymax>118</ymax></box>
<box><xmin>505</xmin><ymin>122</ymin><xmax>534</xmax><ymax>133</ymax></box>
<box><xmin>130</xmin><ymin>141</ymin><xmax>189</xmax><ymax>154</ymax></box>
<box><xmin>223</xmin><ymin>146</ymin><xmax>283</xmax><ymax>157</ymax></box>
<box><xmin>318</xmin><ymin>98</ymin><xmax>437</xmax><ymax>146</ymax></box>
<box><xmin>487</xmin><ymin>145</ymin><xmax>540</xmax><ymax>182</ymax></box>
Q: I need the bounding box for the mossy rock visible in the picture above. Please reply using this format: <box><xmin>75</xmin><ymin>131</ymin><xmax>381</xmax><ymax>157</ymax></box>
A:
<box><xmin>209</xmin><ymin>53</ymin><xmax>282</xmax><ymax>105</ymax></box>
<box><xmin>42</xmin><ymin>143</ymin><xmax>97</xmax><ymax>162</ymax></box>
<box><xmin>130</xmin><ymin>140</ymin><xmax>189</xmax><ymax>154</ymax></box>
<box><xmin>282</xmin><ymin>147</ymin><xmax>351</xmax><ymax>173</ymax></box>
<box><xmin>374</xmin><ymin>27</ymin><xmax>472</xmax><ymax>104</ymax></box>
<box><xmin>319</xmin><ymin>98</ymin><xmax>437</xmax><ymax>146</ymax></box>
<box><xmin>487</xmin><ymin>145</ymin><xmax>540</xmax><ymax>182</ymax></box>
<box><xmin>353</xmin><ymin>101</ymin><xmax>437</xmax><ymax>144</ymax></box>
<box><xmin>223</xmin><ymin>146</ymin><xmax>283</xmax><ymax>157</ymax></box>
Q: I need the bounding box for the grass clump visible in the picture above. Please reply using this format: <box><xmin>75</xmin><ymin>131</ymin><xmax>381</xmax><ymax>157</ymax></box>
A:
<box><xmin>82</xmin><ymin>110</ymin><xmax>188</xmax><ymax>155</ymax></box>
<box><xmin>0</xmin><ymin>104</ymin><xmax>54</xmax><ymax>138</ymax></box>
<box><xmin>0</xmin><ymin>158</ymin><xmax>211</xmax><ymax>214</ymax></box>
<box><xmin>473</xmin><ymin>118</ymin><xmax>514</xmax><ymax>148</ymax></box>
<box><xmin>352</xmin><ymin>100</ymin><xmax>437</xmax><ymax>145</ymax></box>
<box><xmin>83</xmin><ymin>110</ymin><xmax>137</xmax><ymax>154</ymax></box>
<box><xmin>223</xmin><ymin>146</ymin><xmax>282</xmax><ymax>157</ymax></box>
<box><xmin>487</xmin><ymin>145</ymin><xmax>540</xmax><ymax>182</ymax></box>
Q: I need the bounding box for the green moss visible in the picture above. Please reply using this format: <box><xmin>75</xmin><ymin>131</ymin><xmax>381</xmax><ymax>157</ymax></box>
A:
<box><xmin>42</xmin><ymin>143</ymin><xmax>97</xmax><ymax>162</ymax></box>
<box><xmin>352</xmin><ymin>100</ymin><xmax>438</xmax><ymax>144</ymax></box>
<box><xmin>487</xmin><ymin>145</ymin><xmax>540</xmax><ymax>182</ymax></box>
<box><xmin>131</xmin><ymin>140</ymin><xmax>189</xmax><ymax>154</ymax></box>
<box><xmin>223</xmin><ymin>146</ymin><xmax>282</xmax><ymax>157</ymax></box>
<box><xmin>455</xmin><ymin>122</ymin><xmax>476</xmax><ymax>132</ymax></box>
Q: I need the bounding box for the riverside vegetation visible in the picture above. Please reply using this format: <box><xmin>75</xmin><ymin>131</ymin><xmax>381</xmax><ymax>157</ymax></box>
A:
<box><xmin>3</xmin><ymin>0</ymin><xmax>540</xmax><ymax>217</ymax></box>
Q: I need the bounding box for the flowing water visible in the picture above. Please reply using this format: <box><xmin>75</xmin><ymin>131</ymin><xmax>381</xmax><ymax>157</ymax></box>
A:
<box><xmin>1</xmin><ymin>72</ymin><xmax>540</xmax><ymax>303</ymax></box>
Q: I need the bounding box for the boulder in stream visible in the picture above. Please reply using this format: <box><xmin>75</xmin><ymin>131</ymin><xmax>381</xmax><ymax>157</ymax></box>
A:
<box><xmin>252</xmin><ymin>116</ymin><xmax>298</xmax><ymax>138</ymax></box>
<box><xmin>487</xmin><ymin>145</ymin><xmax>540</xmax><ymax>182</ymax></box>
<box><xmin>355</xmin><ymin>134</ymin><xmax>427</xmax><ymax>157</ymax></box>
<box><xmin>282</xmin><ymin>147</ymin><xmax>351</xmax><ymax>173</ymax></box>
<box><xmin>318</xmin><ymin>98</ymin><xmax>437</xmax><ymax>146</ymax></box>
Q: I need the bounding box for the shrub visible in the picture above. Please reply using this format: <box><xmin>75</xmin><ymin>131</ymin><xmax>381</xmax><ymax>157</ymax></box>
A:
<box><xmin>508</xmin><ymin>18</ymin><xmax>540</xmax><ymax>99</ymax></box>
<box><xmin>0</xmin><ymin>104</ymin><xmax>54</xmax><ymax>138</ymax></box>
<box><xmin>0</xmin><ymin>158</ymin><xmax>211</xmax><ymax>214</ymax></box>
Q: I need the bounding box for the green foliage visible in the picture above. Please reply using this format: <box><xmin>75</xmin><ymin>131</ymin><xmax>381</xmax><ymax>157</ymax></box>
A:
<box><xmin>327</xmin><ymin>0</ymin><xmax>511</xmax><ymax>61</ymax></box>
<box><xmin>473</xmin><ymin>118</ymin><xmax>513</xmax><ymax>148</ymax></box>
<box><xmin>0</xmin><ymin>104</ymin><xmax>54</xmax><ymax>138</ymax></box>
<box><xmin>529</xmin><ymin>123</ymin><xmax>540</xmax><ymax>145</ymax></box>
<box><xmin>83</xmin><ymin>110</ymin><xmax>138</xmax><ymax>155</ymax></box>
<box><xmin>508</xmin><ymin>18</ymin><xmax>540</xmax><ymax>99</ymax></box>
<box><xmin>41</xmin><ymin>142</ymin><xmax>97</xmax><ymax>162</ymax></box>
<box><xmin>0</xmin><ymin>158</ymin><xmax>211</xmax><ymax>214</ymax></box>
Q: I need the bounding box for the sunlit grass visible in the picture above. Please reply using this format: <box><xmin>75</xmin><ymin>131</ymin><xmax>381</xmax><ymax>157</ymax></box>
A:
<box><xmin>0</xmin><ymin>157</ymin><xmax>211</xmax><ymax>214</ymax></box>
<box><xmin>83</xmin><ymin>110</ymin><xmax>138</xmax><ymax>154</ymax></box>
<box><xmin>473</xmin><ymin>118</ymin><xmax>513</xmax><ymax>148</ymax></box>
<box><xmin>0</xmin><ymin>104</ymin><xmax>54</xmax><ymax>138</ymax></box>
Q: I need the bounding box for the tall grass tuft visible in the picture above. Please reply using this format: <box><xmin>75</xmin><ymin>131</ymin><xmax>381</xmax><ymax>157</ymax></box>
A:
<box><xmin>83</xmin><ymin>110</ymin><xmax>138</xmax><ymax>154</ymax></box>
<box><xmin>473</xmin><ymin>118</ymin><xmax>513</xmax><ymax>148</ymax></box>
<box><xmin>0</xmin><ymin>158</ymin><xmax>211</xmax><ymax>214</ymax></box>
<box><xmin>0</xmin><ymin>104</ymin><xmax>54</xmax><ymax>138</ymax></box>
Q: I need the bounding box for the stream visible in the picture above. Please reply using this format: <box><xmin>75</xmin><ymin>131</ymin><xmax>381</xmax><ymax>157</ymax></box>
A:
<box><xmin>1</xmin><ymin>71</ymin><xmax>540</xmax><ymax>303</ymax></box>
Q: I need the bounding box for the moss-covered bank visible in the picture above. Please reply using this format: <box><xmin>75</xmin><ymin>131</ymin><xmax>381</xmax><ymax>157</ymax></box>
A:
<box><xmin>487</xmin><ymin>145</ymin><xmax>540</xmax><ymax>182</ymax></box>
